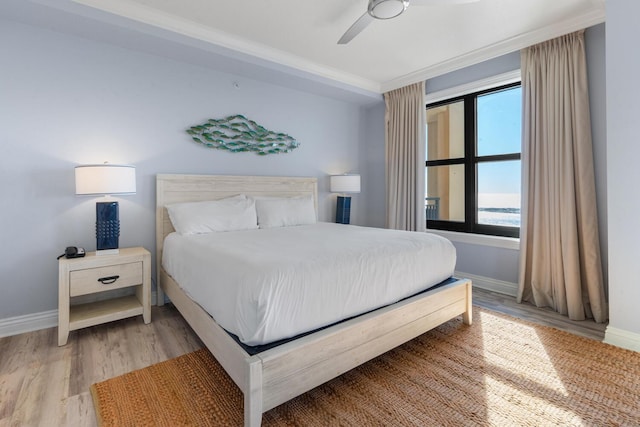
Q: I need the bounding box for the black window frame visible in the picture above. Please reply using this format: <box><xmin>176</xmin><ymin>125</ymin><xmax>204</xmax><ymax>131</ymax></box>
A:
<box><xmin>425</xmin><ymin>81</ymin><xmax>521</xmax><ymax>238</ymax></box>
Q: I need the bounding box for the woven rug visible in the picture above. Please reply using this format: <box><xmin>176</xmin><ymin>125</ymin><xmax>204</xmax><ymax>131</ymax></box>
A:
<box><xmin>91</xmin><ymin>307</ymin><xmax>640</xmax><ymax>426</ymax></box>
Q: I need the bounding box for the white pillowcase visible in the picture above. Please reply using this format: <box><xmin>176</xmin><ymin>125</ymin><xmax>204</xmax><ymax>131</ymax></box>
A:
<box><xmin>167</xmin><ymin>195</ymin><xmax>258</xmax><ymax>235</ymax></box>
<box><xmin>255</xmin><ymin>195</ymin><xmax>316</xmax><ymax>229</ymax></box>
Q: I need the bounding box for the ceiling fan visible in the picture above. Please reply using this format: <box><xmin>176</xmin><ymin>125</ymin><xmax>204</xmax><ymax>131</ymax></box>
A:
<box><xmin>338</xmin><ymin>0</ymin><xmax>480</xmax><ymax>44</ymax></box>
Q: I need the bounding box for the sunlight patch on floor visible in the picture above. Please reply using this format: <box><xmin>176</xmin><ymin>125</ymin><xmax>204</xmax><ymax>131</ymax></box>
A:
<box><xmin>484</xmin><ymin>376</ymin><xmax>583</xmax><ymax>426</ymax></box>
<box><xmin>479</xmin><ymin>311</ymin><xmax>579</xmax><ymax>424</ymax></box>
<box><xmin>480</xmin><ymin>311</ymin><xmax>568</xmax><ymax>395</ymax></box>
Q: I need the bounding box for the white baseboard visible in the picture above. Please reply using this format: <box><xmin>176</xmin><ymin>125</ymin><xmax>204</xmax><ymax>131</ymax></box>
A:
<box><xmin>0</xmin><ymin>291</ymin><xmax>157</xmax><ymax>339</ymax></box>
<box><xmin>455</xmin><ymin>271</ymin><xmax>518</xmax><ymax>297</ymax></box>
<box><xmin>604</xmin><ymin>326</ymin><xmax>640</xmax><ymax>352</ymax></box>
<box><xmin>0</xmin><ymin>309</ymin><xmax>58</xmax><ymax>338</ymax></box>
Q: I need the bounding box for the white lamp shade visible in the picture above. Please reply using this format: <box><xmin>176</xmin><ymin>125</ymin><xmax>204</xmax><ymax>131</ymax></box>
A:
<box><xmin>75</xmin><ymin>164</ymin><xmax>136</xmax><ymax>195</ymax></box>
<box><xmin>330</xmin><ymin>174</ymin><xmax>361</xmax><ymax>193</ymax></box>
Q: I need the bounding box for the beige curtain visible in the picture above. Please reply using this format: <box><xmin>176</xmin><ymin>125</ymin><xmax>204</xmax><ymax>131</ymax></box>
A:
<box><xmin>518</xmin><ymin>30</ymin><xmax>607</xmax><ymax>323</ymax></box>
<box><xmin>384</xmin><ymin>82</ymin><xmax>426</xmax><ymax>231</ymax></box>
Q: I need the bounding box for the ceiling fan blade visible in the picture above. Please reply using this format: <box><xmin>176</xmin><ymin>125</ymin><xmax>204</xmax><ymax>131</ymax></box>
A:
<box><xmin>338</xmin><ymin>12</ymin><xmax>375</xmax><ymax>44</ymax></box>
<box><xmin>411</xmin><ymin>0</ymin><xmax>480</xmax><ymax>5</ymax></box>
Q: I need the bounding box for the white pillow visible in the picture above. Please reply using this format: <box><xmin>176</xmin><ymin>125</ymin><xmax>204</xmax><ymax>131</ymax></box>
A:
<box><xmin>167</xmin><ymin>195</ymin><xmax>258</xmax><ymax>235</ymax></box>
<box><xmin>255</xmin><ymin>195</ymin><xmax>316</xmax><ymax>229</ymax></box>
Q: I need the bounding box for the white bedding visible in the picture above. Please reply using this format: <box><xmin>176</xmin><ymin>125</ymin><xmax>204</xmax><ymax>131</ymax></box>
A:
<box><xmin>162</xmin><ymin>222</ymin><xmax>456</xmax><ymax>346</ymax></box>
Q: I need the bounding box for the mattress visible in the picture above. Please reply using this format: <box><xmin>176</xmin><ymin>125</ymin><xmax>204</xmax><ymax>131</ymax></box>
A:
<box><xmin>162</xmin><ymin>222</ymin><xmax>456</xmax><ymax>346</ymax></box>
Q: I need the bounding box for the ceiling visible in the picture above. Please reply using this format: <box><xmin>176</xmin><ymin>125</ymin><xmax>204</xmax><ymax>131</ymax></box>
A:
<box><xmin>5</xmin><ymin>0</ymin><xmax>605</xmax><ymax>97</ymax></box>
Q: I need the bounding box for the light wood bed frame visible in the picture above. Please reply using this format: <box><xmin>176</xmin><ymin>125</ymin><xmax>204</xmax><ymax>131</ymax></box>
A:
<box><xmin>156</xmin><ymin>174</ymin><xmax>472</xmax><ymax>426</ymax></box>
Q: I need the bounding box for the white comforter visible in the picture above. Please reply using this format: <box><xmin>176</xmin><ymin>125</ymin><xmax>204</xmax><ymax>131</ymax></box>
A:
<box><xmin>162</xmin><ymin>222</ymin><xmax>456</xmax><ymax>346</ymax></box>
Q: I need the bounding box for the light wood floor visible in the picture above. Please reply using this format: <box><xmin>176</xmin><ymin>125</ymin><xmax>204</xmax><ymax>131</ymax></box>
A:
<box><xmin>0</xmin><ymin>288</ymin><xmax>607</xmax><ymax>426</ymax></box>
<box><xmin>472</xmin><ymin>287</ymin><xmax>607</xmax><ymax>341</ymax></box>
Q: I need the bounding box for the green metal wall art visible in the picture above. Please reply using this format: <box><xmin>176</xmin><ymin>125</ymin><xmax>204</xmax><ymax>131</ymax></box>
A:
<box><xmin>186</xmin><ymin>115</ymin><xmax>300</xmax><ymax>155</ymax></box>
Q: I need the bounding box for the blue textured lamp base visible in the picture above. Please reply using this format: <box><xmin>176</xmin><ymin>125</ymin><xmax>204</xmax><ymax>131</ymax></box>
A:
<box><xmin>96</xmin><ymin>201</ymin><xmax>120</xmax><ymax>255</ymax></box>
<box><xmin>335</xmin><ymin>196</ymin><xmax>352</xmax><ymax>224</ymax></box>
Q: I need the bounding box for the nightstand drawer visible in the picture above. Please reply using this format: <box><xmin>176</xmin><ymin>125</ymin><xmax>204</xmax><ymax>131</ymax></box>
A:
<box><xmin>70</xmin><ymin>262</ymin><xmax>143</xmax><ymax>297</ymax></box>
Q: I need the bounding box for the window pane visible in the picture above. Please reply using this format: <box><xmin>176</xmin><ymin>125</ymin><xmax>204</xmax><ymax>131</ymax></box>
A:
<box><xmin>426</xmin><ymin>101</ymin><xmax>465</xmax><ymax>161</ymax></box>
<box><xmin>477</xmin><ymin>160</ymin><xmax>521</xmax><ymax>227</ymax></box>
<box><xmin>425</xmin><ymin>164</ymin><xmax>465</xmax><ymax>222</ymax></box>
<box><xmin>477</xmin><ymin>86</ymin><xmax>521</xmax><ymax>156</ymax></box>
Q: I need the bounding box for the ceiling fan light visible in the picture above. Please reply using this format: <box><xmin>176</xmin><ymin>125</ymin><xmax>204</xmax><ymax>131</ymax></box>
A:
<box><xmin>368</xmin><ymin>0</ymin><xmax>408</xmax><ymax>20</ymax></box>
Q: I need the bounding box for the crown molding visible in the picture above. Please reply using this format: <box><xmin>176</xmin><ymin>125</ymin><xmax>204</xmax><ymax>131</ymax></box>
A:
<box><xmin>67</xmin><ymin>0</ymin><xmax>604</xmax><ymax>95</ymax></box>
<box><xmin>381</xmin><ymin>7</ymin><xmax>606</xmax><ymax>93</ymax></box>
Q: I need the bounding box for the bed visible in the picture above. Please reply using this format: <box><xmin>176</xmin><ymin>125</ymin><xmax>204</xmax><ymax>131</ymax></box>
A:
<box><xmin>156</xmin><ymin>174</ymin><xmax>472</xmax><ymax>426</ymax></box>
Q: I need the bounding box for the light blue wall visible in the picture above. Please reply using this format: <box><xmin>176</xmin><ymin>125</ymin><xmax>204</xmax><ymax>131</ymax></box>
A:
<box><xmin>0</xmin><ymin>19</ymin><xmax>382</xmax><ymax>319</ymax></box>
<box><xmin>0</xmin><ymin>13</ymin><xmax>608</xmax><ymax>322</ymax></box>
<box><xmin>426</xmin><ymin>51</ymin><xmax>521</xmax><ymax>93</ymax></box>
<box><xmin>585</xmin><ymin>23</ymin><xmax>608</xmax><ymax>294</ymax></box>
<box><xmin>606</xmin><ymin>1</ymin><xmax>640</xmax><ymax>338</ymax></box>
<box><xmin>360</xmin><ymin>102</ymin><xmax>386</xmax><ymax>228</ymax></box>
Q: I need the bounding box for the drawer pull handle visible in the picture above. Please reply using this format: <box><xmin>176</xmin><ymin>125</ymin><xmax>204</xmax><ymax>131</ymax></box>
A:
<box><xmin>98</xmin><ymin>275</ymin><xmax>120</xmax><ymax>285</ymax></box>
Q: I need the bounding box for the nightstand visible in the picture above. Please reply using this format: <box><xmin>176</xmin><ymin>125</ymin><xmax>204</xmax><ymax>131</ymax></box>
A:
<box><xmin>58</xmin><ymin>247</ymin><xmax>151</xmax><ymax>346</ymax></box>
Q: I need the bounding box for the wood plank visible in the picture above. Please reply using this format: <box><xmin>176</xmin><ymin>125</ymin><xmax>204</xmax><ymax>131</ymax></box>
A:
<box><xmin>65</xmin><ymin>392</ymin><xmax>97</xmax><ymax>427</ymax></box>
<box><xmin>69</xmin><ymin>295</ymin><xmax>143</xmax><ymax>330</ymax></box>
<box><xmin>151</xmin><ymin>304</ymin><xmax>204</xmax><ymax>359</ymax></box>
<box><xmin>101</xmin><ymin>319</ymin><xmax>141</xmax><ymax>378</ymax></box>
<box><xmin>463</xmin><ymin>279</ymin><xmax>473</xmax><ymax>325</ymax></box>
<box><xmin>245</xmin><ymin>360</ymin><xmax>263</xmax><ymax>427</ymax></box>
<box><xmin>9</xmin><ymin>332</ymin><xmax>72</xmax><ymax>427</ymax></box>
<box><xmin>62</xmin><ymin>247</ymin><xmax>148</xmax><ymax>270</ymax></box>
<box><xmin>69</xmin><ymin>324</ymin><xmax>114</xmax><ymax>397</ymax></box>
<box><xmin>0</xmin><ymin>370</ymin><xmax>23</xmax><ymax>420</ymax></box>
<box><xmin>138</xmin><ymin>249</ymin><xmax>151</xmax><ymax>324</ymax></box>
<box><xmin>37</xmin><ymin>357</ymin><xmax>71</xmax><ymax>427</ymax></box>
<box><xmin>260</xmin><ymin>282</ymin><xmax>467</xmax><ymax>377</ymax></box>
<box><xmin>262</xmin><ymin>298</ymin><xmax>468</xmax><ymax>411</ymax></box>
<box><xmin>59</xmin><ymin>260</ymin><xmax>70</xmax><ymax>346</ymax></box>
<box><xmin>156</xmin><ymin>176</ymin><xmax>167</xmax><ymax>307</ymax></box>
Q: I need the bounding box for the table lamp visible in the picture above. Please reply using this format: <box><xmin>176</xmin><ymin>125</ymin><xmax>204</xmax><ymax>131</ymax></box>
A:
<box><xmin>330</xmin><ymin>174</ymin><xmax>361</xmax><ymax>224</ymax></box>
<box><xmin>75</xmin><ymin>163</ymin><xmax>136</xmax><ymax>255</ymax></box>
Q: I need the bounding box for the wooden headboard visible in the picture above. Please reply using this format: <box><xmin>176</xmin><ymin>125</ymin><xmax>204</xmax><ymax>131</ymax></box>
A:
<box><xmin>155</xmin><ymin>174</ymin><xmax>318</xmax><ymax>294</ymax></box>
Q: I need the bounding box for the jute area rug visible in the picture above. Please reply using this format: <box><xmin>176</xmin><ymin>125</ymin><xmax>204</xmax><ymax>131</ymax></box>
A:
<box><xmin>91</xmin><ymin>307</ymin><xmax>640</xmax><ymax>426</ymax></box>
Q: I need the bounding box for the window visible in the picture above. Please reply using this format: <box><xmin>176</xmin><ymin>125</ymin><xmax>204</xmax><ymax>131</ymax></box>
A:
<box><xmin>425</xmin><ymin>82</ymin><xmax>521</xmax><ymax>238</ymax></box>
